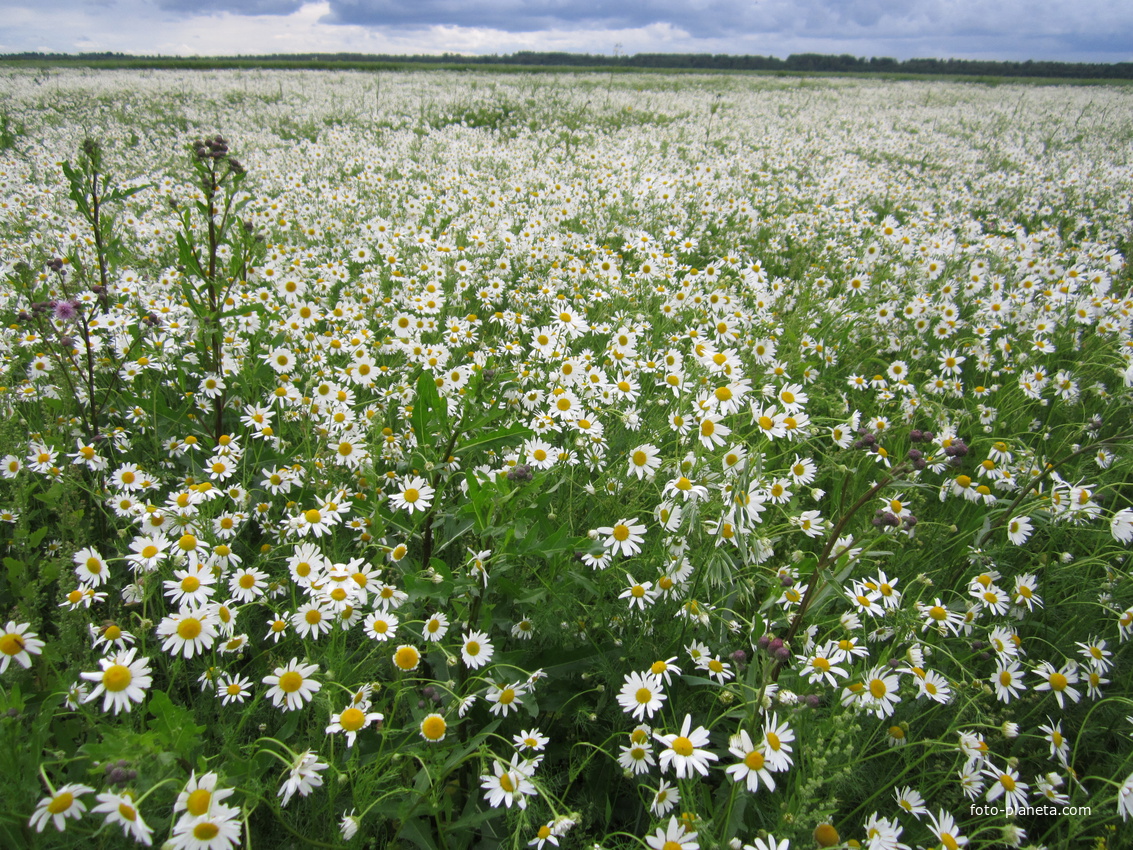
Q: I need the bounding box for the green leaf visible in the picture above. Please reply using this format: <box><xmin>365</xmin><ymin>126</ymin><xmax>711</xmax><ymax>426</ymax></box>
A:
<box><xmin>459</xmin><ymin>422</ymin><xmax>533</xmax><ymax>457</ymax></box>
<box><xmin>147</xmin><ymin>689</ymin><xmax>206</xmax><ymax>761</ymax></box>
<box><xmin>28</xmin><ymin>526</ymin><xmax>49</xmax><ymax>549</ymax></box>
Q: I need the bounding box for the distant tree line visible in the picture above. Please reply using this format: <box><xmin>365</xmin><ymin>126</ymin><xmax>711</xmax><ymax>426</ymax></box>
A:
<box><xmin>4</xmin><ymin>50</ymin><xmax>1132</xmax><ymax>80</ymax></box>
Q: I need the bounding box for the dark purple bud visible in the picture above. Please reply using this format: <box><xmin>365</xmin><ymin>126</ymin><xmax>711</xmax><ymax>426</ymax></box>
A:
<box><xmin>909</xmin><ymin>429</ymin><xmax>924</xmax><ymax>443</ymax></box>
<box><xmin>780</xmin><ymin>575</ymin><xmax>794</xmax><ymax>588</ymax></box>
<box><xmin>756</xmin><ymin>635</ymin><xmax>771</xmax><ymax>650</ymax></box>
<box><xmin>971</xmin><ymin>641</ymin><xmax>984</xmax><ymax>650</ymax></box>
<box><xmin>903</xmin><ymin>515</ymin><xmax>918</xmax><ymax>528</ymax></box>
<box><xmin>888</xmin><ymin>658</ymin><xmax>902</xmax><ymax>668</ymax></box>
<box><xmin>768</xmin><ymin>637</ymin><xmax>784</xmax><ymax>653</ymax></box>
<box><xmin>731</xmin><ymin>649</ymin><xmax>747</xmax><ymax>664</ymax></box>
<box><xmin>913</xmin><ymin>459</ymin><xmax>927</xmax><ymax>471</ymax></box>
<box><xmin>861</xmin><ymin>433</ymin><xmax>876</xmax><ymax>446</ymax></box>
<box><xmin>907</xmin><ymin>449</ymin><xmax>922</xmax><ymax>461</ymax></box>
<box><xmin>805</xmin><ymin>694</ymin><xmax>821</xmax><ymax>708</ymax></box>
<box><xmin>774</xmin><ymin>647</ymin><xmax>791</xmax><ymax>662</ymax></box>
<box><xmin>922</xmin><ymin>431</ymin><xmax>934</xmax><ymax>442</ymax></box>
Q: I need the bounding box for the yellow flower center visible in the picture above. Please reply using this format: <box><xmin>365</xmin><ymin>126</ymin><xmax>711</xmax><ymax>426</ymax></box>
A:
<box><xmin>744</xmin><ymin>750</ymin><xmax>765</xmax><ymax>770</ymax></box>
<box><xmin>304</xmin><ymin>509</ymin><xmax>322</xmax><ymax>524</ymax></box>
<box><xmin>394</xmin><ymin>646</ymin><xmax>419</xmax><ymax>670</ymax></box>
<box><xmin>178</xmin><ymin>534</ymin><xmax>197</xmax><ymax>551</ymax></box>
<box><xmin>339</xmin><ymin>707</ymin><xmax>366</xmax><ymax>731</ymax></box>
<box><xmin>1049</xmin><ymin>672</ymin><xmax>1068</xmax><ymax>691</ymax></box>
<box><xmin>403</xmin><ymin>488</ymin><xmax>420</xmax><ymax>503</ymax></box>
<box><xmin>869</xmin><ymin>679</ymin><xmax>888</xmax><ymax>698</ymax></box>
<box><xmin>103</xmin><ymin>664</ymin><xmax>132</xmax><ymax>692</ymax></box>
<box><xmin>181</xmin><ymin>576</ymin><xmax>201</xmax><ymax>593</ymax></box>
<box><xmin>670</xmin><ymin>736</ymin><xmax>694</xmax><ymax>757</ymax></box>
<box><xmin>0</xmin><ymin>633</ymin><xmax>25</xmax><ymax>656</ymax></box>
<box><xmin>278</xmin><ymin>671</ymin><xmax>304</xmax><ymax>693</ymax></box>
<box><xmin>421</xmin><ymin>715</ymin><xmax>447</xmax><ymax>740</ymax></box>
<box><xmin>194</xmin><ymin>822</ymin><xmax>220</xmax><ymax>840</ymax></box>
<box><xmin>177</xmin><ymin>618</ymin><xmax>202</xmax><ymax>640</ymax></box>
<box><xmin>47</xmin><ymin>792</ymin><xmax>74</xmax><ymax>814</ymax></box>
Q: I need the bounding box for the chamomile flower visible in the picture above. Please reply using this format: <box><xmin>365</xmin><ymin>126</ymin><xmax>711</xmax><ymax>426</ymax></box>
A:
<box><xmin>726</xmin><ymin>729</ymin><xmax>776</xmax><ymax>792</ymax></box>
<box><xmin>278</xmin><ymin>749</ymin><xmax>328</xmax><ymax>807</ymax></box>
<box><xmin>0</xmin><ymin>620</ymin><xmax>45</xmax><ymax>672</ymax></box>
<box><xmin>422</xmin><ymin>611</ymin><xmax>450</xmax><ymax>642</ymax></box>
<box><xmin>327</xmin><ymin>704</ymin><xmax>384</xmax><ymax>747</ymax></box>
<box><xmin>655</xmin><ymin>714</ymin><xmax>718</xmax><ymax>778</ymax></box>
<box><xmin>29</xmin><ymin>783</ymin><xmax>94</xmax><ymax>833</ymax></box>
<box><xmin>1033</xmin><ymin>660</ymin><xmax>1081</xmax><ymax>708</ymax></box>
<box><xmin>597</xmin><ymin>517</ymin><xmax>647</xmax><ymax>558</ymax></box>
<box><xmin>650</xmin><ymin>779</ymin><xmax>680</xmax><ymax>816</ymax></box>
<box><xmin>91</xmin><ymin>791</ymin><xmax>154</xmax><ymax>846</ymax></box>
<box><xmin>157</xmin><ymin>608</ymin><xmax>218</xmax><ymax>659</ymax></box>
<box><xmin>80</xmin><ymin>647</ymin><xmax>152</xmax><ymax>714</ymax></box>
<box><xmin>262</xmin><ymin>658</ymin><xmax>322</xmax><ymax>711</ymax></box>
<box><xmin>644</xmin><ymin>816</ymin><xmax>699</xmax><ymax>850</ymax></box>
<box><xmin>618</xmin><ymin>671</ymin><xmax>667</xmax><ymax>721</ymax></box>
<box><xmin>480</xmin><ymin>758</ymin><xmax>537</xmax><ymax>809</ymax></box>
<box><xmin>486</xmin><ymin>681</ymin><xmax>526</xmax><ymax>717</ymax></box>
<box><xmin>389</xmin><ymin>475</ymin><xmax>435</xmax><ymax>514</ymax></box>
<box><xmin>461</xmin><ymin>630</ymin><xmax>495</xmax><ymax>669</ymax></box>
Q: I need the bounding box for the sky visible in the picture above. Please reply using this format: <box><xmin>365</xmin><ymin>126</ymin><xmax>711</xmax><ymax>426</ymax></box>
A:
<box><xmin>3</xmin><ymin>0</ymin><xmax>1131</xmax><ymax>63</ymax></box>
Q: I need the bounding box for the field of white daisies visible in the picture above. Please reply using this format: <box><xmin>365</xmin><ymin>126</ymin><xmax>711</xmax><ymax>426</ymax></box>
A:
<box><xmin>0</xmin><ymin>66</ymin><xmax>1132</xmax><ymax>850</ymax></box>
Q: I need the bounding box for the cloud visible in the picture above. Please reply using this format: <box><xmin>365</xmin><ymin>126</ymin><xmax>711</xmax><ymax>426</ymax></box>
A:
<box><xmin>0</xmin><ymin>0</ymin><xmax>1130</xmax><ymax>62</ymax></box>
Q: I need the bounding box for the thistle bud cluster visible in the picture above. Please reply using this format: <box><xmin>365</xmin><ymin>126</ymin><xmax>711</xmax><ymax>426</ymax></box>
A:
<box><xmin>193</xmin><ymin>135</ymin><xmax>244</xmax><ymax>175</ymax></box>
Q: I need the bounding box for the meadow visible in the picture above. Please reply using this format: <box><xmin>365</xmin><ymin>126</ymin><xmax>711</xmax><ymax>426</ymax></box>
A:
<box><xmin>0</xmin><ymin>67</ymin><xmax>1132</xmax><ymax>850</ymax></box>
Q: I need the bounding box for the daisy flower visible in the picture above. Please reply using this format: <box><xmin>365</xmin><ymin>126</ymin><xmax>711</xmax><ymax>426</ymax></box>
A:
<box><xmin>650</xmin><ymin>779</ymin><xmax>680</xmax><ymax>816</ymax></box>
<box><xmin>1006</xmin><ymin>515</ymin><xmax>1033</xmax><ymax>545</ymax></box>
<box><xmin>617</xmin><ymin>671</ymin><xmax>667</xmax><ymax>721</ymax></box>
<box><xmin>480</xmin><ymin>758</ymin><xmax>537</xmax><ymax>809</ymax></box>
<box><xmin>292</xmin><ymin>602</ymin><xmax>334</xmax><ymax>640</ymax></box>
<box><xmin>627</xmin><ymin>444</ymin><xmax>662</xmax><ymax>480</ymax></box>
<box><xmin>29</xmin><ymin>783</ymin><xmax>94</xmax><ymax>833</ymax></box>
<box><xmin>262</xmin><ymin>658</ymin><xmax>322</xmax><ymax>711</ymax></box>
<box><xmin>0</xmin><ymin>620</ymin><xmax>45</xmax><ymax>672</ymax></box>
<box><xmin>72</xmin><ymin>546</ymin><xmax>110</xmax><ymax>587</ymax></box>
<box><xmin>726</xmin><ymin>729</ymin><xmax>776</xmax><ymax>792</ymax></box>
<box><xmin>217</xmin><ymin>674</ymin><xmax>253</xmax><ymax>705</ymax></box>
<box><xmin>514</xmin><ymin>728</ymin><xmax>549</xmax><ymax>752</ymax></box>
<box><xmin>422</xmin><ymin>611</ymin><xmax>450</xmax><ymax>642</ymax></box>
<box><xmin>80</xmin><ymin>647</ymin><xmax>152</xmax><ymax>714</ymax></box>
<box><xmin>228</xmin><ymin>567</ymin><xmax>269</xmax><ymax>603</ymax></box>
<box><xmin>618</xmin><ymin>739</ymin><xmax>655</xmax><ymax>775</ymax></box>
<box><xmin>170</xmin><ymin>803</ymin><xmax>242</xmax><ymax>849</ymax></box>
<box><xmin>326</xmin><ymin>704</ymin><xmax>384</xmax><ymax>747</ymax></box>
<box><xmin>983</xmin><ymin>763</ymin><xmax>1029</xmax><ymax>810</ymax></box>
<box><xmin>619</xmin><ymin>574</ymin><xmax>659</xmax><ymax>610</ymax></box>
<box><xmin>91</xmin><ymin>790</ymin><xmax>154</xmax><ymax>846</ymax></box>
<box><xmin>487</xmin><ymin>681</ymin><xmax>527</xmax><ymax>717</ymax></box>
<box><xmin>364</xmin><ymin>611</ymin><xmax>399</xmax><ymax>642</ymax></box>
<box><xmin>174</xmin><ymin>771</ymin><xmax>235</xmax><ymax>819</ymax></box>
<box><xmin>392</xmin><ymin>644</ymin><xmax>422</xmax><ymax>672</ymax></box>
<box><xmin>420</xmin><ymin>713</ymin><xmax>448</xmax><ymax>742</ymax></box>
<box><xmin>461</xmin><ymin>630</ymin><xmax>495</xmax><ymax>669</ymax></box>
<box><xmin>760</xmin><ymin>713</ymin><xmax>795</xmax><ymax>772</ymax></box>
<box><xmin>926</xmin><ymin>810</ymin><xmax>968</xmax><ymax>849</ymax></box>
<box><xmin>595</xmin><ymin>517</ymin><xmax>647</xmax><ymax>559</ymax></box>
<box><xmin>1033</xmin><ymin>660</ymin><xmax>1081</xmax><ymax>708</ymax></box>
<box><xmin>655</xmin><ymin>713</ymin><xmax>718</xmax><ymax>778</ymax></box>
<box><xmin>644</xmin><ymin>815</ymin><xmax>699</xmax><ymax>850</ymax></box>
<box><xmin>894</xmin><ymin>785</ymin><xmax>927</xmax><ymax>817</ymax></box>
<box><xmin>389</xmin><ymin>475</ymin><xmax>435</xmax><ymax>514</ymax></box>
<box><xmin>157</xmin><ymin>608</ymin><xmax>219</xmax><ymax>659</ymax></box>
